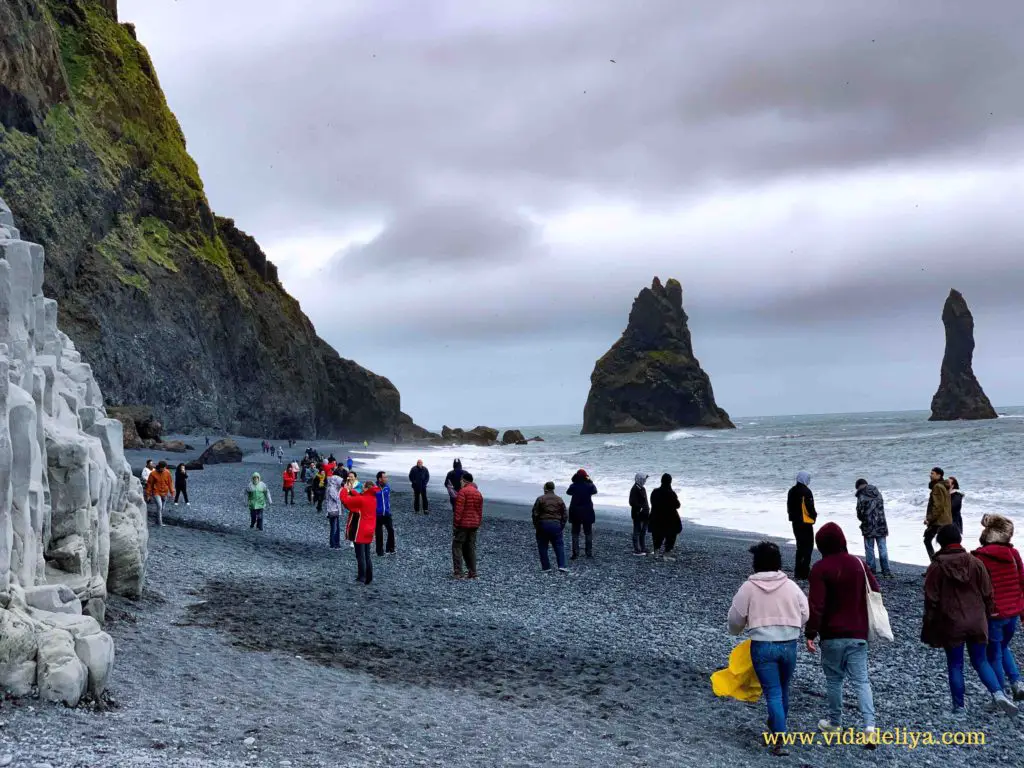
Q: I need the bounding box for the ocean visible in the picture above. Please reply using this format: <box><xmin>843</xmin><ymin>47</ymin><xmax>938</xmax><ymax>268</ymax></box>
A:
<box><xmin>372</xmin><ymin>408</ymin><xmax>1024</xmax><ymax>567</ymax></box>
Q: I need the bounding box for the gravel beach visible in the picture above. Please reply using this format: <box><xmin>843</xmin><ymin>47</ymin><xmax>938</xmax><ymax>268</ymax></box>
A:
<box><xmin>2</xmin><ymin>441</ymin><xmax>1023</xmax><ymax>767</ymax></box>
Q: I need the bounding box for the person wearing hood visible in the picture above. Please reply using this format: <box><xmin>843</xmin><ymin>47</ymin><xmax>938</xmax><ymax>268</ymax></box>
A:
<box><xmin>566</xmin><ymin>469</ymin><xmax>597</xmax><ymax>560</ymax></box>
<box><xmin>409</xmin><ymin>459</ymin><xmax>430</xmax><ymax>514</ymax></box>
<box><xmin>922</xmin><ymin>524</ymin><xmax>1018</xmax><ymax>714</ymax></box>
<box><xmin>948</xmin><ymin>477</ymin><xmax>964</xmax><ymax>534</ymax></box>
<box><xmin>649</xmin><ymin>474</ymin><xmax>683</xmax><ymax>561</ymax></box>
<box><xmin>924</xmin><ymin>467</ymin><xmax>952</xmax><ymax>560</ymax></box>
<box><xmin>972</xmin><ymin>514</ymin><xmax>1024</xmax><ymax>700</ymax></box>
<box><xmin>246</xmin><ymin>472</ymin><xmax>272</xmax><ymax>531</ymax></box>
<box><xmin>805</xmin><ymin>522</ymin><xmax>880</xmax><ymax>737</ymax></box>
<box><xmin>728</xmin><ymin>542</ymin><xmax>809</xmax><ymax>754</ymax></box>
<box><xmin>532</xmin><ymin>481</ymin><xmax>568</xmax><ymax>572</ymax></box>
<box><xmin>855</xmin><ymin>479</ymin><xmax>891</xmax><ymax>578</ymax></box>
<box><xmin>374</xmin><ymin>471</ymin><xmax>396</xmax><ymax>557</ymax></box>
<box><xmin>323</xmin><ymin>471</ymin><xmax>346</xmax><ymax>548</ymax></box>
<box><xmin>629</xmin><ymin>473</ymin><xmax>651</xmax><ymax>556</ymax></box>
<box><xmin>787</xmin><ymin>471</ymin><xmax>817</xmax><ymax>580</ymax></box>
<box><xmin>445</xmin><ymin>459</ymin><xmax>466</xmax><ymax>510</ymax></box>
<box><xmin>340</xmin><ymin>476</ymin><xmax>379</xmax><ymax>584</ymax></box>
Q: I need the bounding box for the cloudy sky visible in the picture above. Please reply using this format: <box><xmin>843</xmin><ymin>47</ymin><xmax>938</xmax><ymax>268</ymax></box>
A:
<box><xmin>121</xmin><ymin>0</ymin><xmax>1024</xmax><ymax>429</ymax></box>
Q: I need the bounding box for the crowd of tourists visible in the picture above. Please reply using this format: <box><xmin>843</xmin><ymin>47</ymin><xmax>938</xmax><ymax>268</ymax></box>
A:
<box><xmin>141</xmin><ymin>459</ymin><xmax>191</xmax><ymax>526</ymax></box>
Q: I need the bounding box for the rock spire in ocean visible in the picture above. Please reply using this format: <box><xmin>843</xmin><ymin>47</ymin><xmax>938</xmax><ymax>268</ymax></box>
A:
<box><xmin>929</xmin><ymin>289</ymin><xmax>997</xmax><ymax>421</ymax></box>
<box><xmin>582</xmin><ymin>277</ymin><xmax>734</xmax><ymax>434</ymax></box>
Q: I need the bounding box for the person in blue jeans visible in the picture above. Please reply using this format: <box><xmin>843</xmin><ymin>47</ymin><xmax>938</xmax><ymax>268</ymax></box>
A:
<box><xmin>855</xmin><ymin>479</ymin><xmax>891</xmax><ymax>577</ymax></box>
<box><xmin>532</xmin><ymin>482</ymin><xmax>568</xmax><ymax>572</ymax></box>
<box><xmin>728</xmin><ymin>542</ymin><xmax>809</xmax><ymax>756</ymax></box>
<box><xmin>805</xmin><ymin>523</ymin><xmax>880</xmax><ymax>742</ymax></box>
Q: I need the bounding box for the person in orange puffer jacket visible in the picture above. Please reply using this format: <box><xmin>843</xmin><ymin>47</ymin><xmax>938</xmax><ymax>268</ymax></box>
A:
<box><xmin>341</xmin><ymin>478</ymin><xmax>378</xmax><ymax>585</ymax></box>
<box><xmin>145</xmin><ymin>460</ymin><xmax>175</xmax><ymax>527</ymax></box>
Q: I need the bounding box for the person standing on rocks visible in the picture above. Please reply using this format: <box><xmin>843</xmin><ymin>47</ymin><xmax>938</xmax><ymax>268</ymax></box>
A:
<box><xmin>805</xmin><ymin>522</ymin><xmax>879</xmax><ymax>738</ymax></box>
<box><xmin>922</xmin><ymin>524</ymin><xmax>1018</xmax><ymax>714</ymax></box>
<box><xmin>566</xmin><ymin>469</ymin><xmax>597</xmax><ymax>560</ymax></box>
<box><xmin>341</xmin><ymin>475</ymin><xmax>378</xmax><ymax>584</ymax></box>
<box><xmin>924</xmin><ymin>467</ymin><xmax>953</xmax><ymax>561</ymax></box>
<box><xmin>728</xmin><ymin>541</ymin><xmax>809</xmax><ymax>755</ymax></box>
<box><xmin>787</xmin><ymin>471</ymin><xmax>816</xmax><ymax>580</ymax></box>
<box><xmin>282</xmin><ymin>463</ymin><xmax>297</xmax><ymax>506</ymax></box>
<box><xmin>375</xmin><ymin>471</ymin><xmax>396</xmax><ymax>557</ymax></box>
<box><xmin>452</xmin><ymin>472</ymin><xmax>483</xmax><ymax>579</ymax></box>
<box><xmin>971</xmin><ymin>515</ymin><xmax>1024</xmax><ymax>700</ymax></box>
<box><xmin>948</xmin><ymin>477</ymin><xmax>965</xmax><ymax>534</ymax></box>
<box><xmin>145</xmin><ymin>460</ymin><xmax>175</xmax><ymax>527</ymax></box>
<box><xmin>629</xmin><ymin>473</ymin><xmax>650</xmax><ymax>556</ymax></box>
<box><xmin>174</xmin><ymin>463</ymin><xmax>190</xmax><ymax>506</ymax></box>
<box><xmin>532</xmin><ymin>481</ymin><xmax>568</xmax><ymax>572</ymax></box>
<box><xmin>649</xmin><ymin>473</ymin><xmax>682</xmax><ymax>561</ymax></box>
<box><xmin>246</xmin><ymin>472</ymin><xmax>272</xmax><ymax>531</ymax></box>
<box><xmin>409</xmin><ymin>459</ymin><xmax>430</xmax><ymax>514</ymax></box>
<box><xmin>445</xmin><ymin>459</ymin><xmax>465</xmax><ymax>511</ymax></box>
<box><xmin>855</xmin><ymin>479</ymin><xmax>890</xmax><ymax>578</ymax></box>
<box><xmin>324</xmin><ymin>471</ymin><xmax>346</xmax><ymax>549</ymax></box>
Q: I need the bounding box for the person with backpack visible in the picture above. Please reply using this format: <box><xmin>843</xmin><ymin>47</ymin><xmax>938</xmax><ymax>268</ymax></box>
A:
<box><xmin>922</xmin><ymin>524</ymin><xmax>1018</xmax><ymax>714</ymax></box>
<box><xmin>375</xmin><ymin>471</ymin><xmax>396</xmax><ymax>556</ymax></box>
<box><xmin>649</xmin><ymin>473</ymin><xmax>682</xmax><ymax>560</ymax></box>
<box><xmin>246</xmin><ymin>472</ymin><xmax>272</xmax><ymax>531</ymax></box>
<box><xmin>787</xmin><ymin>471</ymin><xmax>816</xmax><ymax>580</ymax></box>
<box><xmin>629</xmin><ymin>473</ymin><xmax>650</xmax><ymax>556</ymax></box>
<box><xmin>971</xmin><ymin>514</ymin><xmax>1024</xmax><ymax>700</ymax></box>
<box><xmin>174</xmin><ymin>463</ymin><xmax>190</xmax><ymax>506</ymax></box>
<box><xmin>855</xmin><ymin>479</ymin><xmax>891</xmax><ymax>577</ymax></box>
<box><xmin>566</xmin><ymin>469</ymin><xmax>597</xmax><ymax>560</ymax></box>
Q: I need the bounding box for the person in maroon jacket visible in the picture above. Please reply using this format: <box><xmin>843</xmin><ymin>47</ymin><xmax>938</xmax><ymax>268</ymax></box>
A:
<box><xmin>452</xmin><ymin>472</ymin><xmax>483</xmax><ymax>579</ymax></box>
<box><xmin>805</xmin><ymin>522</ymin><xmax>879</xmax><ymax>738</ymax></box>
<box><xmin>972</xmin><ymin>514</ymin><xmax>1024</xmax><ymax>700</ymax></box>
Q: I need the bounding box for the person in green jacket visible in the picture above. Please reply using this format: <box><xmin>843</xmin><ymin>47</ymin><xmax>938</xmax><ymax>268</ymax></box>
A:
<box><xmin>247</xmin><ymin>472</ymin><xmax>272</xmax><ymax>531</ymax></box>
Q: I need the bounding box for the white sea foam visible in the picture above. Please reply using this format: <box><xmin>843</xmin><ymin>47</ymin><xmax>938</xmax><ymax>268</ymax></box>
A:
<box><xmin>664</xmin><ymin>430</ymin><xmax>693</xmax><ymax>441</ymax></box>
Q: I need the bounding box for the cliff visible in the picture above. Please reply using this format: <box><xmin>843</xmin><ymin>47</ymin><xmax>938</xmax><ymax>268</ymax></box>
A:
<box><xmin>0</xmin><ymin>0</ymin><xmax>408</xmax><ymax>438</ymax></box>
<box><xmin>929</xmin><ymin>289</ymin><xmax>997</xmax><ymax>422</ymax></box>
<box><xmin>582</xmin><ymin>277</ymin><xmax>733</xmax><ymax>434</ymax></box>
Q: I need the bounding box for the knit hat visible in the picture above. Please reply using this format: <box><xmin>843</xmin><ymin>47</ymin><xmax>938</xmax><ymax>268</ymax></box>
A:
<box><xmin>980</xmin><ymin>514</ymin><xmax>1014</xmax><ymax>545</ymax></box>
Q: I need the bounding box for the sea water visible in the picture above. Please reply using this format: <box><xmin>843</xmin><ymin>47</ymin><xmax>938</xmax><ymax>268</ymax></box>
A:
<box><xmin>373</xmin><ymin>408</ymin><xmax>1024</xmax><ymax>567</ymax></box>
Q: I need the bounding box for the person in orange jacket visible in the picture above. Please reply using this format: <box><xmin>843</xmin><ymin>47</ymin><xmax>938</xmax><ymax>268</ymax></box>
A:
<box><xmin>145</xmin><ymin>460</ymin><xmax>175</xmax><ymax>527</ymax></box>
<box><xmin>282</xmin><ymin>465</ymin><xmax>297</xmax><ymax>506</ymax></box>
<box><xmin>341</xmin><ymin>477</ymin><xmax>379</xmax><ymax>585</ymax></box>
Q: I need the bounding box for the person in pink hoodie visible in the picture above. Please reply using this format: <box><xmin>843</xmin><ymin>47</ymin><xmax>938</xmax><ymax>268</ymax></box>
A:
<box><xmin>728</xmin><ymin>541</ymin><xmax>810</xmax><ymax>755</ymax></box>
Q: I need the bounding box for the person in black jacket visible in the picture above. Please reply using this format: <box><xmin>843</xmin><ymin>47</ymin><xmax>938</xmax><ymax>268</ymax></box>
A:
<box><xmin>409</xmin><ymin>459</ymin><xmax>430</xmax><ymax>514</ymax></box>
<box><xmin>174</xmin><ymin>463</ymin><xmax>189</xmax><ymax>506</ymax></box>
<box><xmin>630</xmin><ymin>473</ymin><xmax>650</xmax><ymax>556</ymax></box>
<box><xmin>649</xmin><ymin>473</ymin><xmax>682</xmax><ymax>560</ymax></box>
<box><xmin>787</xmin><ymin>471</ymin><xmax>817</xmax><ymax>580</ymax></box>
<box><xmin>566</xmin><ymin>469</ymin><xmax>598</xmax><ymax>560</ymax></box>
<box><xmin>444</xmin><ymin>459</ymin><xmax>465</xmax><ymax>511</ymax></box>
<box><xmin>948</xmin><ymin>476</ymin><xmax>964</xmax><ymax>534</ymax></box>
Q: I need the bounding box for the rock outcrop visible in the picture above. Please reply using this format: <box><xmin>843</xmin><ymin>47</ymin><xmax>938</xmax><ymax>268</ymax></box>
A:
<box><xmin>929</xmin><ymin>290</ymin><xmax>998</xmax><ymax>422</ymax></box>
<box><xmin>0</xmin><ymin>198</ymin><xmax>147</xmax><ymax>704</ymax></box>
<box><xmin>582</xmin><ymin>278</ymin><xmax>734</xmax><ymax>434</ymax></box>
<box><xmin>501</xmin><ymin>429</ymin><xmax>527</xmax><ymax>446</ymax></box>
<box><xmin>197</xmin><ymin>438</ymin><xmax>243</xmax><ymax>465</ymax></box>
<box><xmin>0</xmin><ymin>0</ymin><xmax>419</xmax><ymax>439</ymax></box>
<box><xmin>440</xmin><ymin>426</ymin><xmax>500</xmax><ymax>446</ymax></box>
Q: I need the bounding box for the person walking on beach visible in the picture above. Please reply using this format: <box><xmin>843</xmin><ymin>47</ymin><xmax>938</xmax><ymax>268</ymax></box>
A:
<box><xmin>445</xmin><ymin>459</ymin><xmax>465</xmax><ymax>510</ymax></box>
<box><xmin>949</xmin><ymin>477</ymin><xmax>965</xmax><ymax>534</ymax></box>
<box><xmin>277</xmin><ymin>445</ymin><xmax>284</xmax><ymax>463</ymax></box>
<box><xmin>728</xmin><ymin>541</ymin><xmax>809</xmax><ymax>756</ymax></box>
<box><xmin>314</xmin><ymin>464</ymin><xmax>328</xmax><ymax>513</ymax></box>
<box><xmin>452</xmin><ymin>472</ymin><xmax>483</xmax><ymax>579</ymax></box>
<box><xmin>787</xmin><ymin>471</ymin><xmax>816</xmax><ymax>580</ymax></box>
<box><xmin>141</xmin><ymin>459</ymin><xmax>155</xmax><ymax>486</ymax></box>
<box><xmin>375</xmin><ymin>471</ymin><xmax>396</xmax><ymax>556</ymax></box>
<box><xmin>346</xmin><ymin>456</ymin><xmax>354</xmax><ymax>471</ymax></box>
<box><xmin>340</xmin><ymin>475</ymin><xmax>378</xmax><ymax>584</ymax></box>
<box><xmin>409</xmin><ymin>459</ymin><xmax>430</xmax><ymax>514</ymax></box>
<box><xmin>629</xmin><ymin>473</ymin><xmax>650</xmax><ymax>556</ymax></box>
<box><xmin>282</xmin><ymin>464</ymin><xmax>297</xmax><ymax>506</ymax></box>
<box><xmin>922</xmin><ymin>524</ymin><xmax>1018</xmax><ymax>714</ymax></box>
<box><xmin>855</xmin><ymin>479</ymin><xmax>890</xmax><ymax>578</ymax></box>
<box><xmin>304</xmin><ymin>464</ymin><xmax>317</xmax><ymax>505</ymax></box>
<box><xmin>323</xmin><ymin>471</ymin><xmax>345</xmax><ymax>549</ymax></box>
<box><xmin>805</xmin><ymin>522</ymin><xmax>879</xmax><ymax>738</ymax></box>
<box><xmin>649</xmin><ymin>473</ymin><xmax>682</xmax><ymax>561</ymax></box>
<box><xmin>971</xmin><ymin>514</ymin><xmax>1024</xmax><ymax>700</ymax></box>
<box><xmin>567</xmin><ymin>469</ymin><xmax>597</xmax><ymax>560</ymax></box>
<box><xmin>174</xmin><ymin>463</ymin><xmax>190</xmax><ymax>506</ymax></box>
<box><xmin>145</xmin><ymin>460</ymin><xmax>175</xmax><ymax>526</ymax></box>
<box><xmin>246</xmin><ymin>472</ymin><xmax>272</xmax><ymax>531</ymax></box>
<box><xmin>924</xmin><ymin>467</ymin><xmax>952</xmax><ymax>560</ymax></box>
<box><xmin>532</xmin><ymin>481</ymin><xmax>568</xmax><ymax>572</ymax></box>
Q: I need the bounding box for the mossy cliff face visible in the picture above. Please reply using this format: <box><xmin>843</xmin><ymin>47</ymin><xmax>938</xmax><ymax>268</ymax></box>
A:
<box><xmin>0</xmin><ymin>0</ymin><xmax>405</xmax><ymax>437</ymax></box>
<box><xmin>582</xmin><ymin>277</ymin><xmax>734</xmax><ymax>434</ymax></box>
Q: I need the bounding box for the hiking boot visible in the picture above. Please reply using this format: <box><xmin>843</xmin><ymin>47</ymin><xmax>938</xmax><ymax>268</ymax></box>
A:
<box><xmin>570</xmin><ymin>553</ymin><xmax>578</xmax><ymax>561</ymax></box>
<box><xmin>467</xmin><ymin>572</ymin><xmax>478</xmax><ymax>579</ymax></box>
<box><xmin>863</xmin><ymin>726</ymin><xmax>878</xmax><ymax>750</ymax></box>
<box><xmin>882</xmin><ymin>571</ymin><xmax>894</xmax><ymax>579</ymax></box>
<box><xmin>992</xmin><ymin>690</ymin><xmax>1018</xmax><ymax>714</ymax></box>
<box><xmin>633</xmin><ymin>551</ymin><xmax>647</xmax><ymax>557</ymax></box>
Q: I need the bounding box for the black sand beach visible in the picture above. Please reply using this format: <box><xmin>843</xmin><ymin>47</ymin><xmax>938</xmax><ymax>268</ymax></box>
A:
<box><xmin>2</xmin><ymin>443</ymin><xmax>1023</xmax><ymax>767</ymax></box>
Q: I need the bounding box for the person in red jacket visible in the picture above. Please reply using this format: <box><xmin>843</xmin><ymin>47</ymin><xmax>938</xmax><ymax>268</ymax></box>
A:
<box><xmin>340</xmin><ymin>477</ymin><xmax>378</xmax><ymax>585</ymax></box>
<box><xmin>805</xmin><ymin>522</ymin><xmax>879</xmax><ymax>737</ymax></box>
<box><xmin>282</xmin><ymin>465</ymin><xmax>297</xmax><ymax>506</ymax></box>
<box><xmin>452</xmin><ymin>472</ymin><xmax>483</xmax><ymax>579</ymax></box>
<box><xmin>973</xmin><ymin>514</ymin><xmax>1024</xmax><ymax>700</ymax></box>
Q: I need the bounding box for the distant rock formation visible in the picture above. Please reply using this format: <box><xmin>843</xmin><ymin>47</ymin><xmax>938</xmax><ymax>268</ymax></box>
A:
<box><xmin>0</xmin><ymin>199</ymin><xmax>148</xmax><ymax>706</ymax></box>
<box><xmin>929</xmin><ymin>290</ymin><xmax>998</xmax><ymax>422</ymax></box>
<box><xmin>582</xmin><ymin>278</ymin><xmax>734</xmax><ymax>434</ymax></box>
<box><xmin>197</xmin><ymin>438</ymin><xmax>243</xmax><ymax>465</ymax></box>
<box><xmin>501</xmin><ymin>429</ymin><xmax>527</xmax><ymax>446</ymax></box>
<box><xmin>440</xmin><ymin>426</ymin><xmax>500</xmax><ymax>446</ymax></box>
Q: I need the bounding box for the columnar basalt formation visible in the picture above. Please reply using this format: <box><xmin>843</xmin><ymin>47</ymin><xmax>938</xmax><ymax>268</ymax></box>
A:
<box><xmin>0</xmin><ymin>198</ymin><xmax>147</xmax><ymax>706</ymax></box>
<box><xmin>929</xmin><ymin>289</ymin><xmax>998</xmax><ymax>421</ymax></box>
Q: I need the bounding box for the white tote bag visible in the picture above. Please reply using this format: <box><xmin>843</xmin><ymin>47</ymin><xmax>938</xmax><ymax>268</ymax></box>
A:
<box><xmin>861</xmin><ymin>561</ymin><xmax>894</xmax><ymax>644</ymax></box>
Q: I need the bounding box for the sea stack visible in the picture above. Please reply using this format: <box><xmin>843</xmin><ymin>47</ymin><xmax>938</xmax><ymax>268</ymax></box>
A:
<box><xmin>929</xmin><ymin>289</ymin><xmax>997</xmax><ymax>421</ymax></box>
<box><xmin>582</xmin><ymin>278</ymin><xmax>734</xmax><ymax>434</ymax></box>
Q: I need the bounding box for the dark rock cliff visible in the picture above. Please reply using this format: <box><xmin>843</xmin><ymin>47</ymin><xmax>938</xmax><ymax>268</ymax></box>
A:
<box><xmin>582</xmin><ymin>277</ymin><xmax>734</xmax><ymax>434</ymax></box>
<box><xmin>0</xmin><ymin>0</ymin><xmax>411</xmax><ymax>438</ymax></box>
<box><xmin>929</xmin><ymin>289</ymin><xmax>997</xmax><ymax>422</ymax></box>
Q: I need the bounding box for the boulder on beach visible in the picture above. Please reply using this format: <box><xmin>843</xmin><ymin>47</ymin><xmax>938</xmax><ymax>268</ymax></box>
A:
<box><xmin>184</xmin><ymin>460</ymin><xmax>204</xmax><ymax>471</ymax></box>
<box><xmin>441</xmin><ymin>426</ymin><xmax>500</xmax><ymax>446</ymax></box>
<box><xmin>929</xmin><ymin>289</ymin><xmax>998</xmax><ymax>422</ymax></box>
<box><xmin>582</xmin><ymin>277</ymin><xmax>734</xmax><ymax>434</ymax></box>
<box><xmin>155</xmin><ymin>440</ymin><xmax>187</xmax><ymax>453</ymax></box>
<box><xmin>198</xmin><ymin>438</ymin><xmax>244</xmax><ymax>465</ymax></box>
<box><xmin>501</xmin><ymin>429</ymin><xmax>528</xmax><ymax>446</ymax></box>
